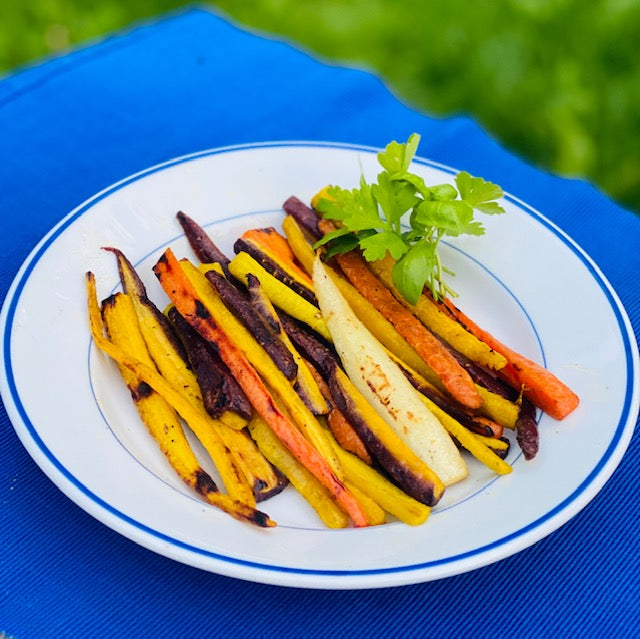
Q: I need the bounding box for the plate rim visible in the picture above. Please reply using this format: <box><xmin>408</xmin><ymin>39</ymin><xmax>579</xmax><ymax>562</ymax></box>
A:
<box><xmin>2</xmin><ymin>140</ymin><xmax>638</xmax><ymax>588</ymax></box>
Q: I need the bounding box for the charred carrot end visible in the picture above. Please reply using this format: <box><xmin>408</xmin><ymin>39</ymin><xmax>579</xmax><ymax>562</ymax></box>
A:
<box><xmin>471</xmin><ymin>416</ymin><xmax>504</xmax><ymax>439</ymax></box>
<box><xmin>442</xmin><ymin>298</ymin><xmax>579</xmax><ymax>420</ymax></box>
<box><xmin>152</xmin><ymin>249</ymin><xmax>369</xmax><ymax>527</ymax></box>
<box><xmin>335</xmin><ymin>251</ymin><xmax>483</xmax><ymax>410</ymax></box>
<box><xmin>202</xmin><ymin>490</ymin><xmax>276</xmax><ymax>527</ymax></box>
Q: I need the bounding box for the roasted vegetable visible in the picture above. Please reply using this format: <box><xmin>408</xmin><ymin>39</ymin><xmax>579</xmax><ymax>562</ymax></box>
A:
<box><xmin>102</xmin><ymin>293</ymin><xmax>210</xmax><ymax>491</ymax></box>
<box><xmin>332</xmin><ymin>248</ymin><xmax>482</xmax><ymax>410</ymax></box>
<box><xmin>177</xmin><ymin>210</ymin><xmax>232</xmax><ymax>275</ymax></box>
<box><xmin>167</xmin><ymin>306</ymin><xmax>252</xmax><ymax>421</ymax></box>
<box><xmin>104</xmin><ymin>246</ymin><xmax>189</xmax><ymax>371</ymax></box>
<box><xmin>282</xmin><ymin>214</ymin><xmax>317</xmax><ymax>275</ymax></box>
<box><xmin>234</xmin><ymin>227</ymin><xmax>316</xmax><ymax>303</ymax></box>
<box><xmin>153</xmin><ymin>248</ymin><xmax>369</xmax><ymax>527</ymax></box>
<box><xmin>313</xmin><ymin>255</ymin><xmax>469</xmax><ymax>488</ymax></box>
<box><xmin>441</xmin><ymin>296</ymin><xmax>580</xmax><ymax>420</ymax></box>
<box><xmin>248</xmin><ymin>415</ymin><xmax>348</xmax><ymax>528</ymax></box>
<box><xmin>228</xmin><ymin>251</ymin><xmax>331</xmax><ymax>341</ymax></box>
<box><xmin>516</xmin><ymin>397</ymin><xmax>539</xmax><ymax>460</ymax></box>
<box><xmin>326</xmin><ymin>406</ymin><xmax>372</xmax><ymax>465</ymax></box>
<box><xmin>474</xmin><ymin>434</ymin><xmax>511</xmax><ymax>459</ymax></box>
<box><xmin>245</xmin><ymin>274</ymin><xmax>329</xmax><ymax>416</ymax></box>
<box><xmin>86</xmin><ymin>273</ymin><xmax>274</xmax><ymax>527</ymax></box>
<box><xmin>87</xmin><ymin>184</ymin><xmax>576</xmax><ymax>531</ymax></box>
<box><xmin>369</xmin><ymin>254</ymin><xmax>508</xmax><ymax>371</ymax></box>
<box><xmin>204</xmin><ymin>267</ymin><xmax>298</xmax><ymax>380</ymax></box>
<box><xmin>282</xmin><ymin>195</ymin><xmax>322</xmax><ymax>239</ymax></box>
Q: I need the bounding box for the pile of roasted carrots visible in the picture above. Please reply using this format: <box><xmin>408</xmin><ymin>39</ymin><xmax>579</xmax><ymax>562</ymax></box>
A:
<box><xmin>86</xmin><ymin>195</ymin><xmax>579</xmax><ymax>529</ymax></box>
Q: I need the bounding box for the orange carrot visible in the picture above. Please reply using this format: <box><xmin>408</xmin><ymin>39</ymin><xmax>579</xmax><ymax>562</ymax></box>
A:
<box><xmin>305</xmin><ymin>359</ymin><xmax>373</xmax><ymax>465</ymax></box>
<box><xmin>238</xmin><ymin>228</ymin><xmax>313</xmax><ymax>287</ymax></box>
<box><xmin>327</xmin><ymin>408</ymin><xmax>373</xmax><ymax>465</ymax></box>
<box><xmin>153</xmin><ymin>248</ymin><xmax>369</xmax><ymax>527</ymax></box>
<box><xmin>334</xmin><ymin>250</ymin><xmax>483</xmax><ymax>410</ymax></box>
<box><xmin>472</xmin><ymin>416</ymin><xmax>504</xmax><ymax>439</ymax></box>
<box><xmin>441</xmin><ymin>298</ymin><xmax>579</xmax><ymax>420</ymax></box>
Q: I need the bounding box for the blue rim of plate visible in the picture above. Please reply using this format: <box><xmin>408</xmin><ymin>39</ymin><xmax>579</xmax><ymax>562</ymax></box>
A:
<box><xmin>2</xmin><ymin>141</ymin><xmax>638</xmax><ymax>582</ymax></box>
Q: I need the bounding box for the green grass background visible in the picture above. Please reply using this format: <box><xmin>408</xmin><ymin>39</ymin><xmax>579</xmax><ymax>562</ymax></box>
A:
<box><xmin>2</xmin><ymin>0</ymin><xmax>638</xmax><ymax>214</ymax></box>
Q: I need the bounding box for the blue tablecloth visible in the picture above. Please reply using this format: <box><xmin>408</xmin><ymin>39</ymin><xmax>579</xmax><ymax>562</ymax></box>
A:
<box><xmin>1</xmin><ymin>7</ymin><xmax>639</xmax><ymax>638</ymax></box>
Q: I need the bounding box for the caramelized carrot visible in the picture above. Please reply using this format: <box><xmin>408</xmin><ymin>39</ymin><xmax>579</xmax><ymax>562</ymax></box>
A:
<box><xmin>334</xmin><ymin>250</ymin><xmax>483</xmax><ymax>410</ymax></box>
<box><xmin>153</xmin><ymin>248</ymin><xmax>369</xmax><ymax>527</ymax></box>
<box><xmin>441</xmin><ymin>298</ymin><xmax>579</xmax><ymax>420</ymax></box>
<box><xmin>237</xmin><ymin>227</ymin><xmax>313</xmax><ymax>287</ymax></box>
<box><xmin>471</xmin><ymin>416</ymin><xmax>504</xmax><ymax>439</ymax></box>
<box><xmin>327</xmin><ymin>408</ymin><xmax>373</xmax><ymax>465</ymax></box>
<box><xmin>303</xmin><ymin>356</ymin><xmax>373</xmax><ymax>464</ymax></box>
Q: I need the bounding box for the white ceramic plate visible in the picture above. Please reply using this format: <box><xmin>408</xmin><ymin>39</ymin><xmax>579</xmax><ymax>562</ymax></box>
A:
<box><xmin>1</xmin><ymin>142</ymin><xmax>638</xmax><ymax>589</ymax></box>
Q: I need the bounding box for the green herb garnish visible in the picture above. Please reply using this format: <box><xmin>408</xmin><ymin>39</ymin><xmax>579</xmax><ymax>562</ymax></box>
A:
<box><xmin>314</xmin><ymin>133</ymin><xmax>505</xmax><ymax>305</ymax></box>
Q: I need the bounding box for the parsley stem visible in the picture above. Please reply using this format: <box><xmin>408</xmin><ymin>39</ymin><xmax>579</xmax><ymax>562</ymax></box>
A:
<box><xmin>433</xmin><ymin>231</ymin><xmax>448</xmax><ymax>299</ymax></box>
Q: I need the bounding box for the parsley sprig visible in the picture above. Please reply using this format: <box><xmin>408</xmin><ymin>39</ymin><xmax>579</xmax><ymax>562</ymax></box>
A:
<box><xmin>314</xmin><ymin>133</ymin><xmax>506</xmax><ymax>305</ymax></box>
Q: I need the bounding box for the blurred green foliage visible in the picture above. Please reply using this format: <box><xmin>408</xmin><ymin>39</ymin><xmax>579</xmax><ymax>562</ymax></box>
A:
<box><xmin>2</xmin><ymin>0</ymin><xmax>638</xmax><ymax>213</ymax></box>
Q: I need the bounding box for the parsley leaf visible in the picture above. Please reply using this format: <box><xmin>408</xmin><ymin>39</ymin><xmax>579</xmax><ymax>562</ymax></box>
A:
<box><xmin>372</xmin><ymin>172</ymin><xmax>420</xmax><ymax>230</ymax></box>
<box><xmin>377</xmin><ymin>132</ymin><xmax>420</xmax><ymax>174</ymax></box>
<box><xmin>360</xmin><ymin>230</ymin><xmax>407</xmax><ymax>262</ymax></box>
<box><xmin>322</xmin><ymin>231</ymin><xmax>368</xmax><ymax>260</ymax></box>
<box><xmin>455</xmin><ymin>172</ymin><xmax>505</xmax><ymax>214</ymax></box>
<box><xmin>413</xmin><ymin>200</ymin><xmax>484</xmax><ymax>237</ymax></box>
<box><xmin>316</xmin><ymin>183</ymin><xmax>382</xmax><ymax>231</ymax></box>
<box><xmin>314</xmin><ymin>133</ymin><xmax>506</xmax><ymax>302</ymax></box>
<box><xmin>392</xmin><ymin>240</ymin><xmax>436</xmax><ymax>305</ymax></box>
<box><xmin>429</xmin><ymin>183</ymin><xmax>458</xmax><ymax>201</ymax></box>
